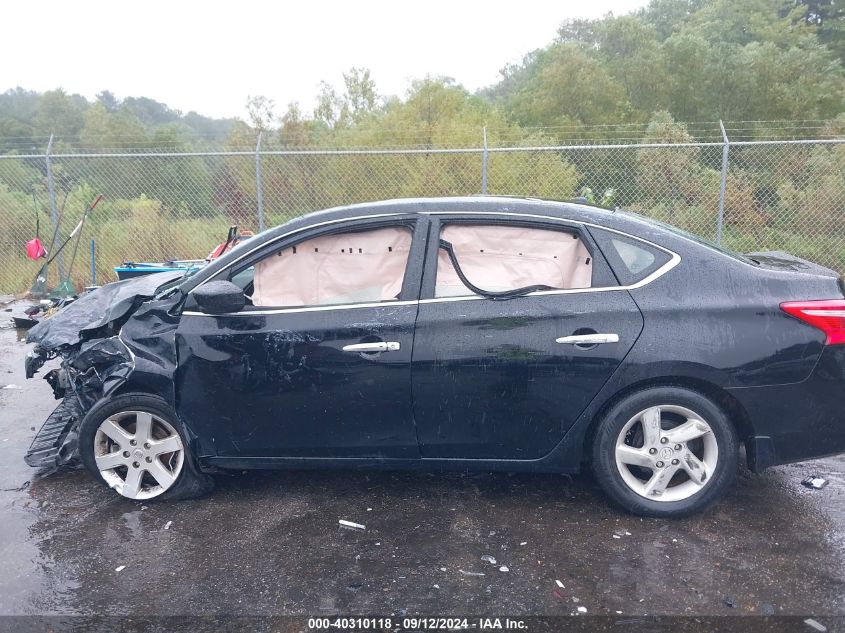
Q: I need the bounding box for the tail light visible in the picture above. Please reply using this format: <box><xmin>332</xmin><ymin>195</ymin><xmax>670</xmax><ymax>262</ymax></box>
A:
<box><xmin>781</xmin><ymin>300</ymin><xmax>845</xmax><ymax>345</ymax></box>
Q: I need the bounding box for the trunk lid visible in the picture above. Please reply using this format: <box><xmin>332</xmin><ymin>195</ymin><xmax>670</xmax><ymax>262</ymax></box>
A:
<box><xmin>746</xmin><ymin>251</ymin><xmax>845</xmax><ymax>300</ymax></box>
<box><xmin>745</xmin><ymin>251</ymin><xmax>840</xmax><ymax>278</ymax></box>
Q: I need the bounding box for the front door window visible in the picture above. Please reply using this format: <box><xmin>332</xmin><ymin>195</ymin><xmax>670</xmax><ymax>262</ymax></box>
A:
<box><xmin>251</xmin><ymin>226</ymin><xmax>413</xmax><ymax>307</ymax></box>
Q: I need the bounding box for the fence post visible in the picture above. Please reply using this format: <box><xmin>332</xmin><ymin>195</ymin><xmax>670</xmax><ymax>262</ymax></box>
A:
<box><xmin>45</xmin><ymin>133</ymin><xmax>65</xmax><ymax>280</ymax></box>
<box><xmin>716</xmin><ymin>120</ymin><xmax>729</xmax><ymax>245</ymax></box>
<box><xmin>481</xmin><ymin>126</ymin><xmax>489</xmax><ymax>194</ymax></box>
<box><xmin>90</xmin><ymin>239</ymin><xmax>97</xmax><ymax>286</ymax></box>
<box><xmin>255</xmin><ymin>131</ymin><xmax>266</xmax><ymax>232</ymax></box>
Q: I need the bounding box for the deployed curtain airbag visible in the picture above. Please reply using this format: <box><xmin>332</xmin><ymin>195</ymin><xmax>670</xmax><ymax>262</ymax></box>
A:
<box><xmin>436</xmin><ymin>225</ymin><xmax>592</xmax><ymax>297</ymax></box>
<box><xmin>252</xmin><ymin>226</ymin><xmax>412</xmax><ymax>307</ymax></box>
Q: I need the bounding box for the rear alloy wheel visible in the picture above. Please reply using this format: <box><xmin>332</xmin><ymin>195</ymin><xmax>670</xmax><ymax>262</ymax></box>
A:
<box><xmin>614</xmin><ymin>405</ymin><xmax>718</xmax><ymax>502</ymax></box>
<box><xmin>79</xmin><ymin>393</ymin><xmax>214</xmax><ymax>502</ymax></box>
<box><xmin>94</xmin><ymin>411</ymin><xmax>184</xmax><ymax>500</ymax></box>
<box><xmin>592</xmin><ymin>386</ymin><xmax>738</xmax><ymax>517</ymax></box>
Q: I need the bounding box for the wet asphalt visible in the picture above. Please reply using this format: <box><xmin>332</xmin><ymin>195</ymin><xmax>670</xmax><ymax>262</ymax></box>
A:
<box><xmin>1</xmin><ymin>300</ymin><xmax>845</xmax><ymax>626</ymax></box>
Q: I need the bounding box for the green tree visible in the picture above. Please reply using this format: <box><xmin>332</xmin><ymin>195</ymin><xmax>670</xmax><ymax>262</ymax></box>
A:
<box><xmin>342</xmin><ymin>67</ymin><xmax>378</xmax><ymax>123</ymax></box>
<box><xmin>246</xmin><ymin>95</ymin><xmax>276</xmax><ymax>133</ymax></box>
<box><xmin>797</xmin><ymin>0</ymin><xmax>845</xmax><ymax>63</ymax></box>
<box><xmin>96</xmin><ymin>90</ymin><xmax>120</xmax><ymax>112</ymax></box>
<box><xmin>596</xmin><ymin>16</ymin><xmax>669</xmax><ymax>114</ymax></box>
<box><xmin>505</xmin><ymin>44</ymin><xmax>628</xmax><ymax>130</ymax></box>
<box><xmin>636</xmin><ymin>111</ymin><xmax>702</xmax><ymax>214</ymax></box>
<box><xmin>662</xmin><ymin>33</ymin><xmax>709</xmax><ymax>120</ymax></box>
<box><xmin>33</xmin><ymin>89</ymin><xmax>85</xmax><ymax>140</ymax></box>
<box><xmin>122</xmin><ymin>96</ymin><xmax>181</xmax><ymax>127</ymax></box>
<box><xmin>79</xmin><ymin>102</ymin><xmax>148</xmax><ymax>149</ymax></box>
<box><xmin>314</xmin><ymin>82</ymin><xmax>343</xmax><ymax>129</ymax></box>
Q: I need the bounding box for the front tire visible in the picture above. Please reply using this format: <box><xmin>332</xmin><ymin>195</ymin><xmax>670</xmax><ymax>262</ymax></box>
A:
<box><xmin>591</xmin><ymin>386</ymin><xmax>738</xmax><ymax>517</ymax></box>
<box><xmin>79</xmin><ymin>393</ymin><xmax>214</xmax><ymax>501</ymax></box>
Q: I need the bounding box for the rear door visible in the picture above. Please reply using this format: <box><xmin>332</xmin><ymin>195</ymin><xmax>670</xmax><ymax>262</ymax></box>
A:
<box><xmin>175</xmin><ymin>215</ymin><xmax>427</xmax><ymax>459</ymax></box>
<box><xmin>411</xmin><ymin>214</ymin><xmax>645</xmax><ymax>460</ymax></box>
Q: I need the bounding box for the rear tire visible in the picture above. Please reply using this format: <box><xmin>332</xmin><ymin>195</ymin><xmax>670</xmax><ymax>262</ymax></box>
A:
<box><xmin>79</xmin><ymin>393</ymin><xmax>214</xmax><ymax>501</ymax></box>
<box><xmin>591</xmin><ymin>386</ymin><xmax>738</xmax><ymax>517</ymax></box>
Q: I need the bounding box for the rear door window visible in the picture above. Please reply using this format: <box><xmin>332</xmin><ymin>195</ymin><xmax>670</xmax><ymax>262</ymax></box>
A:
<box><xmin>435</xmin><ymin>223</ymin><xmax>593</xmax><ymax>298</ymax></box>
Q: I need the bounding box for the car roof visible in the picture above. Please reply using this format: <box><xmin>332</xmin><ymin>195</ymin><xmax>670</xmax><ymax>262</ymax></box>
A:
<box><xmin>186</xmin><ymin>196</ymin><xmax>688</xmax><ymax>291</ymax></box>
<box><xmin>294</xmin><ymin>195</ymin><xmax>613</xmax><ymax>224</ymax></box>
<box><xmin>263</xmin><ymin>195</ymin><xmax>677</xmax><ymax>243</ymax></box>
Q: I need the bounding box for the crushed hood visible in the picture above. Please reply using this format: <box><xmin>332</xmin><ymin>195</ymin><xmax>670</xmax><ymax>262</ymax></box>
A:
<box><xmin>26</xmin><ymin>271</ymin><xmax>184</xmax><ymax>351</ymax></box>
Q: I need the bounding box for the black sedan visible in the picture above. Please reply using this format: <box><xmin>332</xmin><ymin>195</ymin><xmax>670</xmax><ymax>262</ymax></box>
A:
<box><xmin>24</xmin><ymin>197</ymin><xmax>845</xmax><ymax>517</ymax></box>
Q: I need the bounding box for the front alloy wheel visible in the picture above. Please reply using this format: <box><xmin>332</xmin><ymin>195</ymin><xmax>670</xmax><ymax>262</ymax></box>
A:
<box><xmin>94</xmin><ymin>411</ymin><xmax>184</xmax><ymax>500</ymax></box>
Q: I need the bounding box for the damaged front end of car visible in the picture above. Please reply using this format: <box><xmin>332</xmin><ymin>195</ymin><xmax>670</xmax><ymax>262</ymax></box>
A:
<box><xmin>24</xmin><ymin>271</ymin><xmax>186</xmax><ymax>470</ymax></box>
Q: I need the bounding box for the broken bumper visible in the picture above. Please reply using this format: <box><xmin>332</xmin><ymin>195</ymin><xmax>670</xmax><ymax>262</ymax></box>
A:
<box><xmin>25</xmin><ymin>349</ymin><xmax>47</xmax><ymax>380</ymax></box>
<box><xmin>24</xmin><ymin>395</ymin><xmax>84</xmax><ymax>469</ymax></box>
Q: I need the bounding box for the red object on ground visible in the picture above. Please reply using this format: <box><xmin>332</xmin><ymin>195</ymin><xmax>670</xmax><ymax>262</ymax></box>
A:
<box><xmin>26</xmin><ymin>238</ymin><xmax>47</xmax><ymax>260</ymax></box>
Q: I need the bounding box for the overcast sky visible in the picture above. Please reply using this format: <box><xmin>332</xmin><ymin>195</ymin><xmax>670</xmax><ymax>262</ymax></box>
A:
<box><xmin>1</xmin><ymin>0</ymin><xmax>647</xmax><ymax>121</ymax></box>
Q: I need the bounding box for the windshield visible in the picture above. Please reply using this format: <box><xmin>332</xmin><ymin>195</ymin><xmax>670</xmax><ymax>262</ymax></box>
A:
<box><xmin>618</xmin><ymin>211</ymin><xmax>756</xmax><ymax>265</ymax></box>
<box><xmin>154</xmin><ymin>266</ymin><xmax>201</xmax><ymax>299</ymax></box>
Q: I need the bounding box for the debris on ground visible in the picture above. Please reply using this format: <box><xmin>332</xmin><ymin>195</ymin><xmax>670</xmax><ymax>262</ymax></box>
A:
<box><xmin>802</xmin><ymin>476</ymin><xmax>829</xmax><ymax>490</ymax></box>
<box><xmin>163</xmin><ymin>521</ymin><xmax>172</xmax><ymax>530</ymax></box>
<box><xmin>499</xmin><ymin>566</ymin><xmax>509</xmax><ymax>572</ymax></box>
<box><xmin>114</xmin><ymin>566</ymin><xmax>126</xmax><ymax>572</ymax></box>
<box><xmin>576</xmin><ymin>606</ymin><xmax>587</xmax><ymax>614</ymax></box>
<box><xmin>519</xmin><ymin>541</ymin><xmax>527</xmax><ymax>546</ymax></box>
<box><xmin>1</xmin><ymin>481</ymin><xmax>30</xmax><ymax>492</ymax></box>
<box><xmin>761</xmin><ymin>602</ymin><xmax>775</xmax><ymax>616</ymax></box>
<box><xmin>723</xmin><ymin>595</ymin><xmax>737</xmax><ymax>608</ymax></box>
<box><xmin>481</xmin><ymin>555</ymin><xmax>497</xmax><ymax>565</ymax></box>
<box><xmin>555</xmin><ymin>580</ymin><xmax>565</xmax><ymax>588</ymax></box>
<box><xmin>459</xmin><ymin>569</ymin><xmax>485</xmax><ymax>577</ymax></box>
<box><xmin>804</xmin><ymin>618</ymin><xmax>827</xmax><ymax>632</ymax></box>
<box><xmin>339</xmin><ymin>519</ymin><xmax>366</xmax><ymax>530</ymax></box>
<box><xmin>432</xmin><ymin>584</ymin><xmax>440</xmax><ymax>589</ymax></box>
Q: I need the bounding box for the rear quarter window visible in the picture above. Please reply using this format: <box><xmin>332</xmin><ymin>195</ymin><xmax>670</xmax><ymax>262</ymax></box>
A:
<box><xmin>589</xmin><ymin>227</ymin><xmax>672</xmax><ymax>286</ymax></box>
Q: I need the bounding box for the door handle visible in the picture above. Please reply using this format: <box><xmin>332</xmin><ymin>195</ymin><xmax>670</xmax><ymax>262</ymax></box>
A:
<box><xmin>556</xmin><ymin>333</ymin><xmax>619</xmax><ymax>345</ymax></box>
<box><xmin>342</xmin><ymin>341</ymin><xmax>401</xmax><ymax>353</ymax></box>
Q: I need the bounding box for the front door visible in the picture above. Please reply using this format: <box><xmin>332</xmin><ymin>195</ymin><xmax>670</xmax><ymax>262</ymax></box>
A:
<box><xmin>174</xmin><ymin>216</ymin><xmax>427</xmax><ymax>459</ymax></box>
<box><xmin>411</xmin><ymin>216</ymin><xmax>644</xmax><ymax>460</ymax></box>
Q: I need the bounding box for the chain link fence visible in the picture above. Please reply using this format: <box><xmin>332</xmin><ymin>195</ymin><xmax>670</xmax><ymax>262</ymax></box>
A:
<box><xmin>0</xmin><ymin>136</ymin><xmax>843</xmax><ymax>294</ymax></box>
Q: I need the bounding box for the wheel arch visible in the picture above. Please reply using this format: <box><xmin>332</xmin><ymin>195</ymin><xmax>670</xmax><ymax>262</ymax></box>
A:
<box><xmin>582</xmin><ymin>375</ymin><xmax>756</xmax><ymax>467</ymax></box>
<box><xmin>109</xmin><ymin>373</ymin><xmax>175</xmax><ymax>407</ymax></box>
